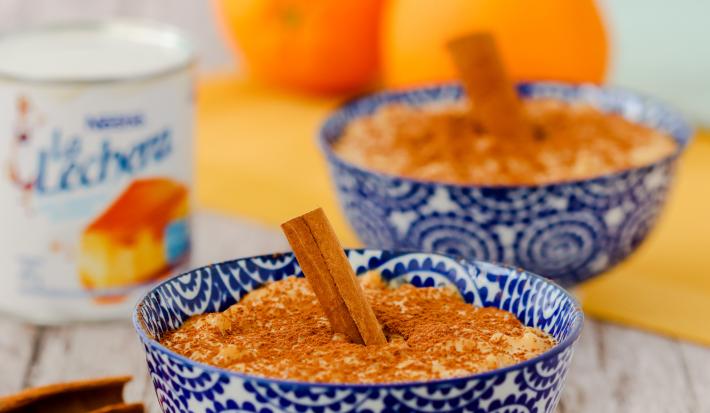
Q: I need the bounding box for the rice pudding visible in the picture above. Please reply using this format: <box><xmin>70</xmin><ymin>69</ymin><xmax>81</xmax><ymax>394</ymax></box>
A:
<box><xmin>160</xmin><ymin>273</ymin><xmax>555</xmax><ymax>384</ymax></box>
<box><xmin>334</xmin><ymin>99</ymin><xmax>677</xmax><ymax>185</ymax></box>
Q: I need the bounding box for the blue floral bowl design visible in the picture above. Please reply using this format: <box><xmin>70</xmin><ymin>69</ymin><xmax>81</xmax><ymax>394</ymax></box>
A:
<box><xmin>134</xmin><ymin>249</ymin><xmax>583</xmax><ymax>413</ymax></box>
<box><xmin>319</xmin><ymin>83</ymin><xmax>693</xmax><ymax>286</ymax></box>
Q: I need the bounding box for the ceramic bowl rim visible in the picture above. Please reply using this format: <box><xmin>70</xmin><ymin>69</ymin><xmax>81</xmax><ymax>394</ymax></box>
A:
<box><xmin>133</xmin><ymin>249</ymin><xmax>584</xmax><ymax>390</ymax></box>
<box><xmin>318</xmin><ymin>81</ymin><xmax>694</xmax><ymax>191</ymax></box>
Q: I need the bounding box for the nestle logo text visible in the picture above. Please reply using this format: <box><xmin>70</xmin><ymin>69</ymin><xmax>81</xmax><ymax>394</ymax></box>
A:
<box><xmin>86</xmin><ymin>114</ymin><xmax>144</xmax><ymax>130</ymax></box>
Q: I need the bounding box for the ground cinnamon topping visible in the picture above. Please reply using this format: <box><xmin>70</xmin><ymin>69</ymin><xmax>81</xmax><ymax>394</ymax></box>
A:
<box><xmin>334</xmin><ymin>99</ymin><xmax>677</xmax><ymax>185</ymax></box>
<box><xmin>160</xmin><ymin>274</ymin><xmax>555</xmax><ymax>384</ymax></box>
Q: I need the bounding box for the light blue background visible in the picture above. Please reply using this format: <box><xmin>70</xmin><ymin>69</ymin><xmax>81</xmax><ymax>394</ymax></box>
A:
<box><xmin>604</xmin><ymin>0</ymin><xmax>710</xmax><ymax>125</ymax></box>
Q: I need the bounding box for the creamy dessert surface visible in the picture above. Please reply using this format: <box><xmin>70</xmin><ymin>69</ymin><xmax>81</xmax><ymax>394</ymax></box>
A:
<box><xmin>160</xmin><ymin>274</ymin><xmax>556</xmax><ymax>384</ymax></box>
<box><xmin>334</xmin><ymin>99</ymin><xmax>678</xmax><ymax>185</ymax></box>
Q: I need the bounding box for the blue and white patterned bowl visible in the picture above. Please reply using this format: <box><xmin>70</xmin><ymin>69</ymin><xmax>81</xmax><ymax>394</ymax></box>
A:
<box><xmin>319</xmin><ymin>83</ymin><xmax>693</xmax><ymax>286</ymax></box>
<box><xmin>134</xmin><ymin>249</ymin><xmax>583</xmax><ymax>413</ymax></box>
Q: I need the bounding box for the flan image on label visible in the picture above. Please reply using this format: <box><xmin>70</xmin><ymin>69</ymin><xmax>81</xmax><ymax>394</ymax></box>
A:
<box><xmin>78</xmin><ymin>177</ymin><xmax>190</xmax><ymax>291</ymax></box>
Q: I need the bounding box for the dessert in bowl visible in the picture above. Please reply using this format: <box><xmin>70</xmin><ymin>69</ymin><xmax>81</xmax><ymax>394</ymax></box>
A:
<box><xmin>319</xmin><ymin>82</ymin><xmax>693</xmax><ymax>286</ymax></box>
<box><xmin>134</xmin><ymin>249</ymin><xmax>583</xmax><ymax>413</ymax></box>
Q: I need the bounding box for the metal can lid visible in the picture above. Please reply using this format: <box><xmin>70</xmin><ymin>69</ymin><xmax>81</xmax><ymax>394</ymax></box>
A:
<box><xmin>0</xmin><ymin>19</ymin><xmax>195</xmax><ymax>84</ymax></box>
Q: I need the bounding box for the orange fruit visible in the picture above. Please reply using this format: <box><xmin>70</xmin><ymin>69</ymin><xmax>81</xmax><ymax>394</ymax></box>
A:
<box><xmin>216</xmin><ymin>0</ymin><xmax>384</xmax><ymax>95</ymax></box>
<box><xmin>383</xmin><ymin>0</ymin><xmax>608</xmax><ymax>87</ymax></box>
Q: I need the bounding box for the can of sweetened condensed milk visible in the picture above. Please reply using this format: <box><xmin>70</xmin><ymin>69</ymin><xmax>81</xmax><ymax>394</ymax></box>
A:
<box><xmin>0</xmin><ymin>21</ymin><xmax>194</xmax><ymax>323</ymax></box>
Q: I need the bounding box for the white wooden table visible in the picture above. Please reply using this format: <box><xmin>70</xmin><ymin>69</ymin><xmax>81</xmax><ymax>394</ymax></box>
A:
<box><xmin>1</xmin><ymin>211</ymin><xmax>708</xmax><ymax>413</ymax></box>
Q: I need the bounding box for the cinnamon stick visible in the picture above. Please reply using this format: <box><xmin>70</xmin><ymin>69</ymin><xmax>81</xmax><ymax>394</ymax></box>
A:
<box><xmin>447</xmin><ymin>32</ymin><xmax>533</xmax><ymax>140</ymax></box>
<box><xmin>90</xmin><ymin>403</ymin><xmax>145</xmax><ymax>413</ymax></box>
<box><xmin>281</xmin><ymin>208</ymin><xmax>387</xmax><ymax>345</ymax></box>
<box><xmin>0</xmin><ymin>376</ymin><xmax>143</xmax><ymax>413</ymax></box>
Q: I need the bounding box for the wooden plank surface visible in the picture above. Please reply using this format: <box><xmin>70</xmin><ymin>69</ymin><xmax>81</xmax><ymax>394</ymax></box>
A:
<box><xmin>680</xmin><ymin>342</ymin><xmax>710</xmax><ymax>411</ymax></box>
<box><xmin>0</xmin><ymin>319</ymin><xmax>38</xmax><ymax>394</ymax></box>
<box><xmin>560</xmin><ymin>321</ymin><xmax>708</xmax><ymax>413</ymax></box>
<box><xmin>23</xmin><ymin>322</ymin><xmax>159</xmax><ymax>412</ymax></box>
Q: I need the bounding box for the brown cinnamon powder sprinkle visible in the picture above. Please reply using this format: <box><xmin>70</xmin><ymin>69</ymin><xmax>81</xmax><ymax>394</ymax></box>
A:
<box><xmin>160</xmin><ymin>274</ymin><xmax>555</xmax><ymax>384</ymax></box>
<box><xmin>334</xmin><ymin>99</ymin><xmax>677</xmax><ymax>185</ymax></box>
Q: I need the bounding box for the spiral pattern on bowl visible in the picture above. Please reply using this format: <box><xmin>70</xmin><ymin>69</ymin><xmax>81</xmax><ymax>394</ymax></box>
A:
<box><xmin>320</xmin><ymin>82</ymin><xmax>692</xmax><ymax>285</ymax></box>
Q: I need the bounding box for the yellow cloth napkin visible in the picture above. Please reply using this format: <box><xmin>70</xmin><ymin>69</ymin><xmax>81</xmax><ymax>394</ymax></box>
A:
<box><xmin>579</xmin><ymin>134</ymin><xmax>710</xmax><ymax>345</ymax></box>
<box><xmin>195</xmin><ymin>74</ymin><xmax>354</xmax><ymax>243</ymax></box>
<box><xmin>196</xmin><ymin>74</ymin><xmax>710</xmax><ymax>346</ymax></box>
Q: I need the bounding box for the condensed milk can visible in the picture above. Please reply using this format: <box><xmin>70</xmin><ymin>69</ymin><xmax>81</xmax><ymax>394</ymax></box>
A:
<box><xmin>0</xmin><ymin>21</ymin><xmax>195</xmax><ymax>323</ymax></box>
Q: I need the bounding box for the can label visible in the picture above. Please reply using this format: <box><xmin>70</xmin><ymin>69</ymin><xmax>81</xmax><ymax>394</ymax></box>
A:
<box><xmin>0</xmin><ymin>70</ymin><xmax>193</xmax><ymax>321</ymax></box>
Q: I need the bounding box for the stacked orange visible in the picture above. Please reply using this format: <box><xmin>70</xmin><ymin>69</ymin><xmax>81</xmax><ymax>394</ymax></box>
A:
<box><xmin>215</xmin><ymin>0</ymin><xmax>608</xmax><ymax>94</ymax></box>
